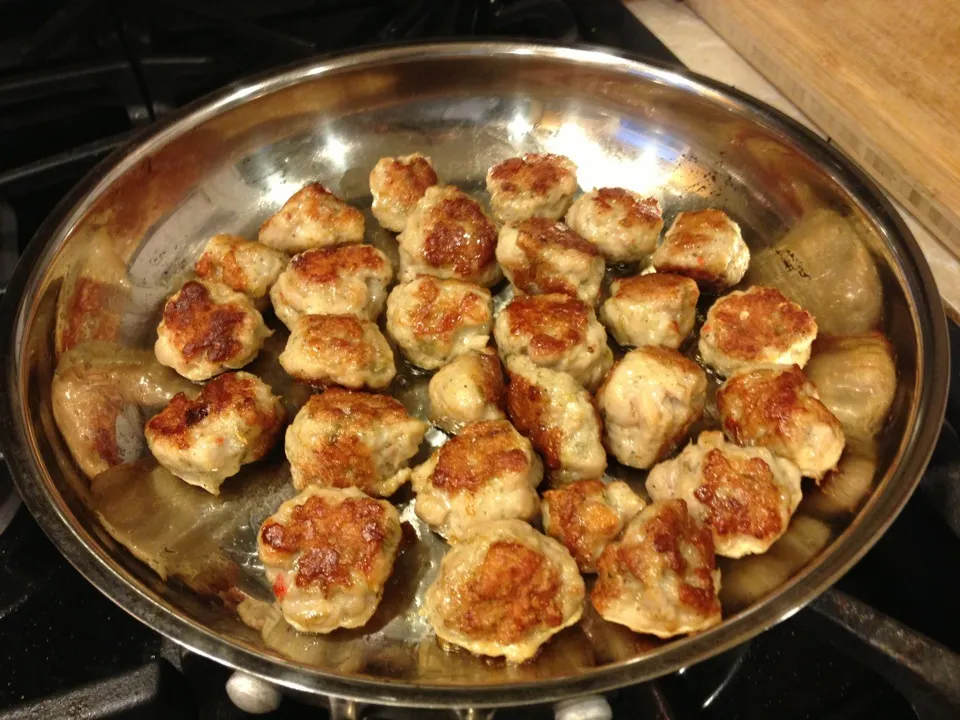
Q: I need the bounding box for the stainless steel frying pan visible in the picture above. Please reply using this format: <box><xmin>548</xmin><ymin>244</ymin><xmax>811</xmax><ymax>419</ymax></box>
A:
<box><xmin>0</xmin><ymin>42</ymin><xmax>950</xmax><ymax>714</ymax></box>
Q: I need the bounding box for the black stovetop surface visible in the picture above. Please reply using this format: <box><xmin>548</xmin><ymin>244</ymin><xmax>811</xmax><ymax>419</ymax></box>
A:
<box><xmin>1</xmin><ymin>2</ymin><xmax>959</xmax><ymax>718</ymax></box>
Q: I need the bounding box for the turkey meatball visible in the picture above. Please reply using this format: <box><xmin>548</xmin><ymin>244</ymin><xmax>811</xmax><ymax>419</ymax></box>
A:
<box><xmin>494</xmin><ymin>294</ymin><xmax>613</xmax><ymax>391</ymax></box>
<box><xmin>285</xmin><ymin>388</ymin><xmax>426</xmax><ymax>497</ymax></box>
<box><xmin>412</xmin><ymin>420</ymin><xmax>543</xmax><ymax>541</ymax></box>
<box><xmin>155</xmin><ymin>280</ymin><xmax>271</xmax><ymax>381</ymax></box>
<box><xmin>397</xmin><ymin>185</ymin><xmax>500</xmax><ymax>287</ymax></box>
<box><xmin>485</xmin><ymin>153</ymin><xmax>578</xmax><ymax>224</ymax></box>
<box><xmin>369</xmin><ymin>153</ymin><xmax>438</xmax><ymax>233</ymax></box>
<box><xmin>591</xmin><ymin>499</ymin><xmax>722</xmax><ymax>638</ymax></box>
<box><xmin>386</xmin><ymin>275</ymin><xmax>493</xmax><ymax>370</ymax></box>
<box><xmin>542</xmin><ymin>479</ymin><xmax>646</xmax><ymax>573</ymax></box>
<box><xmin>145</xmin><ymin>371</ymin><xmax>285</xmax><ymax>494</ymax></box>
<box><xmin>651</xmin><ymin>209</ymin><xmax>750</xmax><ymax>291</ymax></box>
<box><xmin>269</xmin><ymin>244</ymin><xmax>392</xmax><ymax>329</ymax></box>
<box><xmin>194</xmin><ymin>233</ymin><xmax>287</xmax><ymax>302</ymax></box>
<box><xmin>699</xmin><ymin>286</ymin><xmax>818</xmax><ymax>377</ymax></box>
<box><xmin>595</xmin><ymin>347</ymin><xmax>706</xmax><ymax>470</ymax></box>
<box><xmin>428</xmin><ymin>347</ymin><xmax>505</xmax><ymax>434</ymax></box>
<box><xmin>258</xmin><ymin>486</ymin><xmax>402</xmax><ymax>633</ymax></box>
<box><xmin>424</xmin><ymin>519</ymin><xmax>584</xmax><ymax>663</ymax></box>
<box><xmin>646</xmin><ymin>431</ymin><xmax>803</xmax><ymax>557</ymax></box>
<box><xmin>505</xmin><ymin>355</ymin><xmax>607</xmax><ymax>484</ymax></box>
<box><xmin>259</xmin><ymin>182</ymin><xmax>364</xmax><ymax>253</ymax></box>
<box><xmin>495</xmin><ymin>218</ymin><xmax>604</xmax><ymax>305</ymax></box>
<box><xmin>565</xmin><ymin>188</ymin><xmax>663</xmax><ymax>263</ymax></box>
<box><xmin>278</xmin><ymin>314</ymin><xmax>395</xmax><ymax>390</ymax></box>
<box><xmin>717</xmin><ymin>364</ymin><xmax>845</xmax><ymax>480</ymax></box>
<box><xmin>600</xmin><ymin>273</ymin><xmax>699</xmax><ymax>349</ymax></box>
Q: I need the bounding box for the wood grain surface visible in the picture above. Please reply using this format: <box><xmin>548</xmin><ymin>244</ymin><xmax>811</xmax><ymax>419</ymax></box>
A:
<box><xmin>687</xmin><ymin>0</ymin><xmax>960</xmax><ymax>259</ymax></box>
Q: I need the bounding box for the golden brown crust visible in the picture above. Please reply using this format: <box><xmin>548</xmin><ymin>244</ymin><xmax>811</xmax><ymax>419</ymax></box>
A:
<box><xmin>489</xmin><ymin>154</ymin><xmax>575</xmax><ymax>196</ymax></box>
<box><xmin>409</xmin><ymin>276</ymin><xmax>490</xmax><ymax>341</ymax></box>
<box><xmin>591</xmin><ymin>188</ymin><xmax>662</xmax><ymax>226</ymax></box>
<box><xmin>431</xmin><ymin>420</ymin><xmax>531</xmax><ymax>494</ymax></box>
<box><xmin>446</xmin><ymin>541</ymin><xmax>564</xmax><ymax>645</ymax></box>
<box><xmin>161</xmin><ymin>281</ymin><xmax>250</xmax><ymax>364</ymax></box>
<box><xmin>717</xmin><ymin>364</ymin><xmax>842</xmax><ymax>451</ymax></box>
<box><xmin>422</xmin><ymin>191</ymin><xmax>497</xmax><ymax>277</ymax></box>
<box><xmin>286</xmin><ymin>314</ymin><xmax>374</xmax><ymax>381</ymax></box>
<box><xmin>303</xmin><ymin>387</ymin><xmax>412</xmax><ymax>426</ymax></box>
<box><xmin>259</xmin><ymin>182</ymin><xmax>363</xmax><ymax>245</ymax></box>
<box><xmin>373</xmin><ymin>155</ymin><xmax>438</xmax><ymax>207</ymax></box>
<box><xmin>145</xmin><ymin>371</ymin><xmax>284</xmax><ymax>456</ymax></box>
<box><xmin>474</xmin><ymin>347</ymin><xmax>506</xmax><ymax>410</ymax></box>
<box><xmin>194</xmin><ymin>234</ymin><xmax>254</xmax><ymax>292</ymax></box>
<box><xmin>289</xmin><ymin>244</ymin><xmax>389</xmax><ymax>284</ymax></box>
<box><xmin>543</xmin><ymin>480</ymin><xmax>619</xmax><ymax>570</ymax></box>
<box><xmin>592</xmin><ymin>499</ymin><xmax>719</xmax><ymax>616</ymax></box>
<box><xmin>500</xmin><ymin>294</ymin><xmax>589</xmax><ymax>357</ymax></box>
<box><xmin>505</xmin><ymin>371</ymin><xmax>565</xmax><ymax>471</ymax></box>
<box><xmin>613</xmin><ymin>273</ymin><xmax>699</xmax><ymax>302</ymax></box>
<box><xmin>702</xmin><ymin>286</ymin><xmax>817</xmax><ymax>360</ymax></box>
<box><xmin>509</xmin><ymin>219</ymin><xmax>598</xmax><ymax>297</ymax></box>
<box><xmin>695</xmin><ymin>449</ymin><xmax>784</xmax><ymax>541</ymax></box>
<box><xmin>260</xmin><ymin>494</ymin><xmax>390</xmax><ymax>592</ymax></box>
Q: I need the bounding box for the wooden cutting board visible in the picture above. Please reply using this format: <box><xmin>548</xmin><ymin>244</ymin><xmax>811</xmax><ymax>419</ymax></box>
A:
<box><xmin>686</xmin><ymin>0</ymin><xmax>960</xmax><ymax>259</ymax></box>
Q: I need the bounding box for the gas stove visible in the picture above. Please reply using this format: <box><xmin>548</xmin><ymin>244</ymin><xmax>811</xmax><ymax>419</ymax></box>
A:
<box><xmin>1</xmin><ymin>2</ymin><xmax>960</xmax><ymax>719</ymax></box>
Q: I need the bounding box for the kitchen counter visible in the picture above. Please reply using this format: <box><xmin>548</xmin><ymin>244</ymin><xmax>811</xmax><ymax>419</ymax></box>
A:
<box><xmin>627</xmin><ymin>0</ymin><xmax>960</xmax><ymax>322</ymax></box>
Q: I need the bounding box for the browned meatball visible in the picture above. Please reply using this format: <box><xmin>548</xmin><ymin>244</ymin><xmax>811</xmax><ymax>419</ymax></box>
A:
<box><xmin>258</xmin><ymin>486</ymin><xmax>402</xmax><ymax>633</ymax></box>
<box><xmin>155</xmin><ymin>280</ymin><xmax>271</xmax><ymax>381</ymax></box>
<box><xmin>651</xmin><ymin>209</ymin><xmax>750</xmax><ymax>290</ymax></box>
<box><xmin>495</xmin><ymin>218</ymin><xmax>604</xmax><ymax>305</ymax></box>
<box><xmin>258</xmin><ymin>182</ymin><xmax>364</xmax><ymax>253</ymax></box>
<box><xmin>369</xmin><ymin>153</ymin><xmax>438</xmax><ymax>232</ymax></box>
<box><xmin>717</xmin><ymin>364</ymin><xmax>845</xmax><ymax>480</ymax></box>
<box><xmin>592</xmin><ymin>499</ymin><xmax>722</xmax><ymax>638</ymax></box>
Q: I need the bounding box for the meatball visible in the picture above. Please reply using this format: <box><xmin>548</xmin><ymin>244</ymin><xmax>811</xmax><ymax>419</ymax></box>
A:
<box><xmin>646</xmin><ymin>431</ymin><xmax>803</xmax><ymax>557</ymax></box>
<box><xmin>495</xmin><ymin>218</ymin><xmax>604</xmax><ymax>305</ymax></box>
<box><xmin>386</xmin><ymin>275</ymin><xmax>493</xmax><ymax>370</ymax></box>
<box><xmin>278</xmin><ymin>314</ymin><xmax>395</xmax><ymax>390</ymax></box>
<box><xmin>717</xmin><ymin>364</ymin><xmax>845</xmax><ymax>480</ymax></box>
<box><xmin>428</xmin><ymin>347</ymin><xmax>505</xmax><ymax>434</ymax></box>
<box><xmin>699</xmin><ymin>286</ymin><xmax>818</xmax><ymax>377</ymax></box>
<box><xmin>194</xmin><ymin>233</ymin><xmax>288</xmax><ymax>302</ymax></box>
<box><xmin>591</xmin><ymin>499</ymin><xmax>722</xmax><ymax>638</ymax></box>
<box><xmin>595</xmin><ymin>347</ymin><xmax>707</xmax><ymax>470</ymax></box>
<box><xmin>494</xmin><ymin>294</ymin><xmax>613</xmax><ymax>392</ymax></box>
<box><xmin>155</xmin><ymin>280</ymin><xmax>271</xmax><ymax>381</ymax></box>
<box><xmin>542</xmin><ymin>479</ymin><xmax>646</xmax><ymax>573</ymax></box>
<box><xmin>145</xmin><ymin>372</ymin><xmax>285</xmax><ymax>494</ymax></box>
<box><xmin>505</xmin><ymin>355</ymin><xmax>607</xmax><ymax>484</ymax></box>
<box><xmin>397</xmin><ymin>185</ymin><xmax>500</xmax><ymax>287</ymax></box>
<box><xmin>285</xmin><ymin>388</ymin><xmax>426</xmax><ymax>497</ymax></box>
<box><xmin>258</xmin><ymin>486</ymin><xmax>402</xmax><ymax>633</ymax></box>
<box><xmin>258</xmin><ymin>182</ymin><xmax>365</xmax><ymax>253</ymax></box>
<box><xmin>565</xmin><ymin>188</ymin><xmax>663</xmax><ymax>263</ymax></box>
<box><xmin>600</xmin><ymin>273</ymin><xmax>700</xmax><ymax>349</ymax></box>
<box><xmin>424</xmin><ymin>519</ymin><xmax>584</xmax><ymax>663</ymax></box>
<box><xmin>269</xmin><ymin>244</ymin><xmax>392</xmax><ymax>329</ymax></box>
<box><xmin>485</xmin><ymin>153</ymin><xmax>578</xmax><ymax>224</ymax></box>
<box><xmin>651</xmin><ymin>209</ymin><xmax>750</xmax><ymax>291</ymax></box>
<box><xmin>412</xmin><ymin>420</ymin><xmax>543</xmax><ymax>541</ymax></box>
<box><xmin>369</xmin><ymin>153</ymin><xmax>438</xmax><ymax>233</ymax></box>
